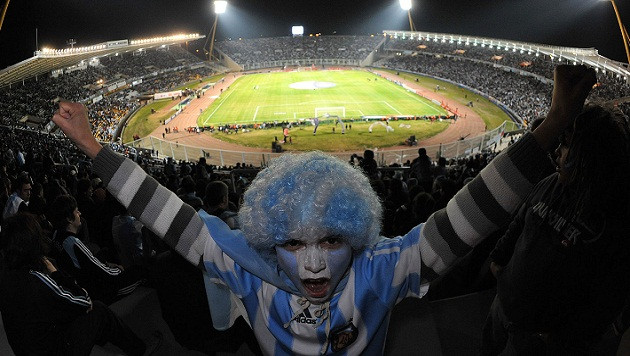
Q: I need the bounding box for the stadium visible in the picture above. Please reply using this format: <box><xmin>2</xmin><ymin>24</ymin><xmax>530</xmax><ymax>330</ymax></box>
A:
<box><xmin>1</xmin><ymin>0</ymin><xmax>630</xmax><ymax>355</ymax></box>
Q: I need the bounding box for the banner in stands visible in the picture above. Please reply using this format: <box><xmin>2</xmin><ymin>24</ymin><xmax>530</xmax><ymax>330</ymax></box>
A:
<box><xmin>106</xmin><ymin>40</ymin><xmax>129</xmax><ymax>48</ymax></box>
<box><xmin>190</xmin><ymin>63</ymin><xmax>206</xmax><ymax>70</ymax></box>
<box><xmin>154</xmin><ymin>90</ymin><xmax>182</xmax><ymax>100</ymax></box>
<box><xmin>131</xmin><ymin>79</ymin><xmax>143</xmax><ymax>86</ymax></box>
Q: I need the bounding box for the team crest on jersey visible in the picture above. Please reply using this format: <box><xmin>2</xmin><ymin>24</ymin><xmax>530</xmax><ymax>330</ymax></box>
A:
<box><xmin>330</xmin><ymin>319</ymin><xmax>358</xmax><ymax>352</ymax></box>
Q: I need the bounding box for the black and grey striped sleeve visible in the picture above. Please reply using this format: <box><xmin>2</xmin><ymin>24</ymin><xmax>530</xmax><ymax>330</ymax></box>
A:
<box><xmin>419</xmin><ymin>133</ymin><xmax>549</xmax><ymax>283</ymax></box>
<box><xmin>93</xmin><ymin>147</ymin><xmax>208</xmax><ymax>266</ymax></box>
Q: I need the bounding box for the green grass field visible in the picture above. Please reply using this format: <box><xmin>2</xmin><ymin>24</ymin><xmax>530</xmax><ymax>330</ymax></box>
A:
<box><xmin>211</xmin><ymin>119</ymin><xmax>449</xmax><ymax>152</ymax></box>
<box><xmin>198</xmin><ymin>70</ymin><xmax>448</xmax><ymax>126</ymax></box>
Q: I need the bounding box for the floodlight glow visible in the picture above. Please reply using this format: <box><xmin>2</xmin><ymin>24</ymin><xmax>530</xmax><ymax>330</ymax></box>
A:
<box><xmin>214</xmin><ymin>1</ymin><xmax>227</xmax><ymax>14</ymax></box>
<box><xmin>399</xmin><ymin>0</ymin><xmax>412</xmax><ymax>10</ymax></box>
<box><xmin>292</xmin><ymin>26</ymin><xmax>304</xmax><ymax>36</ymax></box>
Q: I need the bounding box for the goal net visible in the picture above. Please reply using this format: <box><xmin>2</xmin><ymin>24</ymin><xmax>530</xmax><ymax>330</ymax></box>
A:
<box><xmin>315</xmin><ymin>107</ymin><xmax>346</xmax><ymax>118</ymax></box>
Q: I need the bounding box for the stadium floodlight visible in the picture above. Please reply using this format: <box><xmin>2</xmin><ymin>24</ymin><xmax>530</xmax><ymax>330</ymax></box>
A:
<box><xmin>206</xmin><ymin>1</ymin><xmax>227</xmax><ymax>62</ymax></box>
<box><xmin>602</xmin><ymin>0</ymin><xmax>630</xmax><ymax>64</ymax></box>
<box><xmin>399</xmin><ymin>0</ymin><xmax>412</xmax><ymax>10</ymax></box>
<box><xmin>292</xmin><ymin>26</ymin><xmax>304</xmax><ymax>37</ymax></box>
<box><xmin>399</xmin><ymin>0</ymin><xmax>415</xmax><ymax>32</ymax></box>
<box><xmin>214</xmin><ymin>0</ymin><xmax>227</xmax><ymax>14</ymax></box>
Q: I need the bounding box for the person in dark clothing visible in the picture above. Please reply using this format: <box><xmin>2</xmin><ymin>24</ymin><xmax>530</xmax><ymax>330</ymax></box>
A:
<box><xmin>48</xmin><ymin>195</ymin><xmax>145</xmax><ymax>304</ymax></box>
<box><xmin>75</xmin><ymin>178</ymin><xmax>99</xmax><ymax>241</ymax></box>
<box><xmin>482</xmin><ymin>97</ymin><xmax>630</xmax><ymax>351</ymax></box>
<box><xmin>410</xmin><ymin>147</ymin><xmax>434</xmax><ymax>193</ymax></box>
<box><xmin>204</xmin><ymin>181</ymin><xmax>239</xmax><ymax>229</ymax></box>
<box><xmin>358</xmin><ymin>149</ymin><xmax>378</xmax><ymax>180</ymax></box>
<box><xmin>178</xmin><ymin>175</ymin><xmax>203</xmax><ymax>211</ymax></box>
<box><xmin>0</xmin><ymin>213</ymin><xmax>151</xmax><ymax>356</ymax></box>
<box><xmin>2</xmin><ymin>175</ymin><xmax>31</xmax><ymax>219</ymax></box>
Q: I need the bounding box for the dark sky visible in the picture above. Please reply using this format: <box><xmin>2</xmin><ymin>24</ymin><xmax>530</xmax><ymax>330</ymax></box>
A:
<box><xmin>0</xmin><ymin>0</ymin><xmax>628</xmax><ymax>69</ymax></box>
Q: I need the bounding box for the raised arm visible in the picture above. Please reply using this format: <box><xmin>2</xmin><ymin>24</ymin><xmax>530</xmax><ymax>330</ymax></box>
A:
<box><xmin>52</xmin><ymin>102</ymin><xmax>209</xmax><ymax>266</ymax></box>
<box><xmin>418</xmin><ymin>65</ymin><xmax>596</xmax><ymax>283</ymax></box>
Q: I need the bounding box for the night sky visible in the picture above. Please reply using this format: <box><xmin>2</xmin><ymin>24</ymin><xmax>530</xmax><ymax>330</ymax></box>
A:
<box><xmin>0</xmin><ymin>0</ymin><xmax>628</xmax><ymax>69</ymax></box>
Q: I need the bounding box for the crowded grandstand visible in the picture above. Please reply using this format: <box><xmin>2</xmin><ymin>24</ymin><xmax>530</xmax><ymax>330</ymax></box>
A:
<box><xmin>1</xmin><ymin>24</ymin><xmax>630</xmax><ymax>355</ymax></box>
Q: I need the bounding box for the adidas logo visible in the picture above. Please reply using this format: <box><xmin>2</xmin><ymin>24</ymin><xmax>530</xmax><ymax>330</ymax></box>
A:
<box><xmin>295</xmin><ymin>308</ymin><xmax>317</xmax><ymax>325</ymax></box>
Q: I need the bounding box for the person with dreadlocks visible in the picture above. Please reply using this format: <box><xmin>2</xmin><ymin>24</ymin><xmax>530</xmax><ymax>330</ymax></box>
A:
<box><xmin>51</xmin><ymin>65</ymin><xmax>594</xmax><ymax>355</ymax></box>
<box><xmin>482</xmin><ymin>103</ymin><xmax>630</xmax><ymax>354</ymax></box>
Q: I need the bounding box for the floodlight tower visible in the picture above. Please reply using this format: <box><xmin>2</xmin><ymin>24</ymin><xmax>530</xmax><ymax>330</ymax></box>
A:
<box><xmin>207</xmin><ymin>0</ymin><xmax>227</xmax><ymax>61</ymax></box>
<box><xmin>0</xmin><ymin>0</ymin><xmax>10</xmax><ymax>31</ymax></box>
<box><xmin>400</xmin><ymin>0</ymin><xmax>415</xmax><ymax>32</ymax></box>
<box><xmin>603</xmin><ymin>0</ymin><xmax>630</xmax><ymax>64</ymax></box>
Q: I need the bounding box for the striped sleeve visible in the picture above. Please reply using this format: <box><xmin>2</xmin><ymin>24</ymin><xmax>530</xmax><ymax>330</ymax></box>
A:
<box><xmin>419</xmin><ymin>133</ymin><xmax>549</xmax><ymax>283</ymax></box>
<box><xmin>31</xmin><ymin>271</ymin><xmax>92</xmax><ymax>308</ymax></box>
<box><xmin>72</xmin><ymin>238</ymin><xmax>122</xmax><ymax>275</ymax></box>
<box><xmin>93</xmin><ymin>146</ymin><xmax>207</xmax><ymax>266</ymax></box>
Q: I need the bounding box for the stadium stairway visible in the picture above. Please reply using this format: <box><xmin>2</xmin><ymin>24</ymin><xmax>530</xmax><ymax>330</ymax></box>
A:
<box><xmin>0</xmin><ymin>286</ymin><xmax>497</xmax><ymax>355</ymax></box>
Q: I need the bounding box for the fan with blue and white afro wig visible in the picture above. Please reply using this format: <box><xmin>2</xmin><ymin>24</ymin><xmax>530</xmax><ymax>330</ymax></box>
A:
<box><xmin>238</xmin><ymin>151</ymin><xmax>383</xmax><ymax>264</ymax></box>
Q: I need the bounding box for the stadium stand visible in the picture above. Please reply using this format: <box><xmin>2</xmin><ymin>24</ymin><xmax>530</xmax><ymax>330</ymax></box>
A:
<box><xmin>216</xmin><ymin>35</ymin><xmax>384</xmax><ymax>66</ymax></box>
<box><xmin>1</xmin><ymin>32</ymin><xmax>630</xmax><ymax>354</ymax></box>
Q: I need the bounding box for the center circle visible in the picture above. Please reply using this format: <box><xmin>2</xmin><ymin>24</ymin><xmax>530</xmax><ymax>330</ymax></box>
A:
<box><xmin>289</xmin><ymin>81</ymin><xmax>337</xmax><ymax>90</ymax></box>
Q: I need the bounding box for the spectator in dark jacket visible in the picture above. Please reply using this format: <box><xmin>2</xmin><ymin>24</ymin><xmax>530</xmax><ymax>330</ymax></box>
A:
<box><xmin>482</xmin><ymin>102</ymin><xmax>630</xmax><ymax>354</ymax></box>
<box><xmin>48</xmin><ymin>195</ymin><xmax>145</xmax><ymax>304</ymax></box>
<box><xmin>0</xmin><ymin>213</ymin><xmax>151</xmax><ymax>355</ymax></box>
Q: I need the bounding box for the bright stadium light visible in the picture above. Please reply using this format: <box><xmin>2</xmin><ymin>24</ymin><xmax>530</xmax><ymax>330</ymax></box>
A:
<box><xmin>214</xmin><ymin>0</ymin><xmax>227</xmax><ymax>14</ymax></box>
<box><xmin>292</xmin><ymin>26</ymin><xmax>304</xmax><ymax>37</ymax></box>
<box><xmin>399</xmin><ymin>0</ymin><xmax>415</xmax><ymax>31</ymax></box>
<box><xmin>207</xmin><ymin>1</ymin><xmax>227</xmax><ymax>62</ymax></box>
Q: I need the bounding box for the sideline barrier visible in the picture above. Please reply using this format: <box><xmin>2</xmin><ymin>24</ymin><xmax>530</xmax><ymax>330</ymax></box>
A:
<box><xmin>128</xmin><ymin>120</ymin><xmax>521</xmax><ymax>167</ymax></box>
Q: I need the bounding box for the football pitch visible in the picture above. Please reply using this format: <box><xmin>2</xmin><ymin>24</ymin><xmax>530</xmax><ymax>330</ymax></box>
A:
<box><xmin>198</xmin><ymin>70</ymin><xmax>448</xmax><ymax>126</ymax></box>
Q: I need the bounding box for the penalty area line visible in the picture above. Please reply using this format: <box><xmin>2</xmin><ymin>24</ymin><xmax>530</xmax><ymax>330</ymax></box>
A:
<box><xmin>253</xmin><ymin>106</ymin><xmax>260</xmax><ymax>121</ymax></box>
<box><xmin>383</xmin><ymin>101</ymin><xmax>403</xmax><ymax>115</ymax></box>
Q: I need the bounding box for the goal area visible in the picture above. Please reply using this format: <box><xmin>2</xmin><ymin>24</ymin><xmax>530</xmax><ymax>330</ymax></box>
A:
<box><xmin>315</xmin><ymin>106</ymin><xmax>346</xmax><ymax>118</ymax></box>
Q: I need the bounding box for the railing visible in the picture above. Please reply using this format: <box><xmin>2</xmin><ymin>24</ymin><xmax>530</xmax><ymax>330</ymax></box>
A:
<box><xmin>127</xmin><ymin>120</ymin><xmax>521</xmax><ymax>167</ymax></box>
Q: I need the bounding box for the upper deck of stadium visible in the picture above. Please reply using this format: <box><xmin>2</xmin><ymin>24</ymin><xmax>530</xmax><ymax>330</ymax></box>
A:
<box><xmin>1</xmin><ymin>31</ymin><xmax>629</xmax><ymax>90</ymax></box>
<box><xmin>0</xmin><ymin>33</ymin><xmax>204</xmax><ymax>89</ymax></box>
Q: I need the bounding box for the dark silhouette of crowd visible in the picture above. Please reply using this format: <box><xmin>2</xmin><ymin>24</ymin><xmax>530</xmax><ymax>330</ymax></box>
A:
<box><xmin>381</xmin><ymin>37</ymin><xmax>630</xmax><ymax>122</ymax></box>
<box><xmin>1</xmin><ymin>45</ymin><xmax>214</xmax><ymax>142</ymax></box>
<box><xmin>384</xmin><ymin>37</ymin><xmax>630</xmax><ymax>101</ymax></box>
<box><xmin>216</xmin><ymin>35</ymin><xmax>384</xmax><ymax>66</ymax></box>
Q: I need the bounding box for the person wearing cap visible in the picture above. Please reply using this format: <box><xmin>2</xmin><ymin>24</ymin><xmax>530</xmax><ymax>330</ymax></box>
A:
<box><xmin>51</xmin><ymin>66</ymin><xmax>595</xmax><ymax>354</ymax></box>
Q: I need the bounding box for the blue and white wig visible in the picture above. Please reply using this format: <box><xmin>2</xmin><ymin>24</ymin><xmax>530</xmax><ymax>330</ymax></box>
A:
<box><xmin>239</xmin><ymin>152</ymin><xmax>382</xmax><ymax>263</ymax></box>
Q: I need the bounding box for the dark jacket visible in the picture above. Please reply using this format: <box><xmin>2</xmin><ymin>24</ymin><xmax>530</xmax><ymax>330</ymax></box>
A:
<box><xmin>491</xmin><ymin>174</ymin><xmax>630</xmax><ymax>342</ymax></box>
<box><xmin>0</xmin><ymin>266</ymin><xmax>91</xmax><ymax>355</ymax></box>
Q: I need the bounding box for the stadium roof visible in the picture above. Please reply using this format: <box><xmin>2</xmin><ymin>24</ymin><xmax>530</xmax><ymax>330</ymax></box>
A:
<box><xmin>384</xmin><ymin>30</ymin><xmax>630</xmax><ymax>82</ymax></box>
<box><xmin>0</xmin><ymin>34</ymin><xmax>204</xmax><ymax>89</ymax></box>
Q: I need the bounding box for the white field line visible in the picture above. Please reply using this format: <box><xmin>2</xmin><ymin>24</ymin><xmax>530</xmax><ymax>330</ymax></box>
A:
<box><xmin>253</xmin><ymin>106</ymin><xmax>261</xmax><ymax>121</ymax></box>
<box><xmin>383</xmin><ymin>101</ymin><xmax>403</xmax><ymax>115</ymax></box>
<box><xmin>204</xmin><ymin>89</ymin><xmax>236</xmax><ymax>125</ymax></box>
<box><xmin>399</xmin><ymin>88</ymin><xmax>443</xmax><ymax>115</ymax></box>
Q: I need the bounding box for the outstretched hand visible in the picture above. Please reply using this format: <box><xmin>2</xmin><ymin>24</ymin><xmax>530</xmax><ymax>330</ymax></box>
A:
<box><xmin>52</xmin><ymin>101</ymin><xmax>102</xmax><ymax>158</ymax></box>
<box><xmin>533</xmin><ymin>65</ymin><xmax>597</xmax><ymax>150</ymax></box>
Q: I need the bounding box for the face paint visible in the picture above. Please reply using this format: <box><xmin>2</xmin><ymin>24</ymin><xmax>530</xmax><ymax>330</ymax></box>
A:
<box><xmin>276</xmin><ymin>236</ymin><xmax>352</xmax><ymax>304</ymax></box>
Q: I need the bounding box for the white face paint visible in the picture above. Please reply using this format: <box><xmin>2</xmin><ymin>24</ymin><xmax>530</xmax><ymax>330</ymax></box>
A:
<box><xmin>276</xmin><ymin>235</ymin><xmax>352</xmax><ymax>304</ymax></box>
